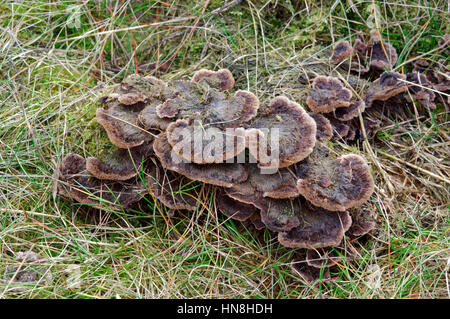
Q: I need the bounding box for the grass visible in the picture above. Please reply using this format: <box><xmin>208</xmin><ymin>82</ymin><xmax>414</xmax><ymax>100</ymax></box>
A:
<box><xmin>0</xmin><ymin>0</ymin><xmax>449</xmax><ymax>298</ymax></box>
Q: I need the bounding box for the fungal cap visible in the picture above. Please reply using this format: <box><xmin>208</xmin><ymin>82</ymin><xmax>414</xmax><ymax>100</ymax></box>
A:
<box><xmin>306</xmin><ymin>76</ymin><xmax>352</xmax><ymax>113</ymax></box>
<box><xmin>297</xmin><ymin>153</ymin><xmax>374</xmax><ymax>212</ymax></box>
<box><xmin>191</xmin><ymin>68</ymin><xmax>235</xmax><ymax>91</ymax></box>
<box><xmin>331</xmin><ymin>40</ymin><xmax>353</xmax><ymax>64</ymax></box>
<box><xmin>247</xmin><ymin>96</ymin><xmax>317</xmax><ymax>168</ymax></box>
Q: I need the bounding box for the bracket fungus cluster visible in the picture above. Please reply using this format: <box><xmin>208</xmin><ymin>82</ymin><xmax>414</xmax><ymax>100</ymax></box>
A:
<box><xmin>299</xmin><ymin>32</ymin><xmax>450</xmax><ymax>143</ymax></box>
<box><xmin>58</xmin><ymin>66</ymin><xmax>379</xmax><ymax>285</ymax></box>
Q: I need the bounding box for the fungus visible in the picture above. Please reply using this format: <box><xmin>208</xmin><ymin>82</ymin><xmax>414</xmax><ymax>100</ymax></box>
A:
<box><xmin>249</xmin><ymin>212</ymin><xmax>266</xmax><ymax>230</ymax></box>
<box><xmin>157</xmin><ymin>78</ymin><xmax>259</xmax><ymax>163</ymax></box>
<box><xmin>309</xmin><ymin>113</ymin><xmax>333</xmax><ymax>141</ymax></box>
<box><xmin>166</xmin><ymin>118</ymin><xmax>247</xmax><ymax>164</ymax></box>
<box><xmin>227</xmin><ymin>163</ymin><xmax>299</xmax><ymax>201</ymax></box>
<box><xmin>246</xmin><ymin>96</ymin><xmax>316</xmax><ymax>168</ymax></box>
<box><xmin>368</xmin><ymin>29</ymin><xmax>398</xmax><ymax>70</ymax></box>
<box><xmin>405</xmin><ymin>72</ymin><xmax>436</xmax><ymax>109</ymax></box>
<box><xmin>347</xmin><ymin>204</ymin><xmax>377</xmax><ymax>237</ymax></box>
<box><xmin>96</xmin><ymin>103</ymin><xmax>152</xmax><ymax>149</ymax></box>
<box><xmin>363</xmin><ymin>71</ymin><xmax>408</xmax><ymax>108</ymax></box>
<box><xmin>259</xmin><ymin>198</ymin><xmax>301</xmax><ymax>232</ymax></box>
<box><xmin>58</xmin><ymin>153</ymin><xmax>147</xmax><ymax>210</ymax></box>
<box><xmin>139</xmin><ymin>103</ymin><xmax>172</xmax><ymax>131</ymax></box>
<box><xmin>328</xmin><ymin>119</ymin><xmax>350</xmax><ymax>140</ymax></box>
<box><xmin>86</xmin><ymin>142</ymin><xmax>153</xmax><ymax>181</ymax></box>
<box><xmin>306</xmin><ymin>76</ymin><xmax>352</xmax><ymax>113</ymax></box>
<box><xmin>191</xmin><ymin>68</ymin><xmax>235</xmax><ymax>91</ymax></box>
<box><xmin>296</xmin><ymin>147</ymin><xmax>374</xmax><ymax>212</ymax></box>
<box><xmin>153</xmin><ymin>132</ymin><xmax>248</xmax><ymax>187</ymax></box>
<box><xmin>334</xmin><ymin>100</ymin><xmax>366</xmax><ymax>122</ymax></box>
<box><xmin>151</xmin><ymin>169</ymin><xmax>200</xmax><ymax>211</ymax></box>
<box><xmin>290</xmin><ymin>254</ymin><xmax>331</xmax><ymax>284</ymax></box>
<box><xmin>331</xmin><ymin>39</ymin><xmax>370</xmax><ymax>74</ymax></box>
<box><xmin>278</xmin><ymin>202</ymin><xmax>352</xmax><ymax>248</ymax></box>
<box><xmin>216</xmin><ymin>191</ymin><xmax>257</xmax><ymax>221</ymax></box>
<box><xmin>331</xmin><ymin>41</ymin><xmax>353</xmax><ymax>64</ymax></box>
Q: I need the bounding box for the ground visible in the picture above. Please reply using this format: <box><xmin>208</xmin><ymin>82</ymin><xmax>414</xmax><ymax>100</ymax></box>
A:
<box><xmin>0</xmin><ymin>0</ymin><xmax>448</xmax><ymax>298</ymax></box>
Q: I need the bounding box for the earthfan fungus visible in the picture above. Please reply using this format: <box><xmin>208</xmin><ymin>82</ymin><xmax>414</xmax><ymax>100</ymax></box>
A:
<box><xmin>245</xmin><ymin>96</ymin><xmax>317</xmax><ymax>168</ymax></box>
<box><xmin>58</xmin><ymin>66</ymin><xmax>379</xmax><ymax>286</ymax></box>
<box><xmin>58</xmin><ymin>153</ymin><xmax>147</xmax><ymax>211</ymax></box>
<box><xmin>153</xmin><ymin>131</ymin><xmax>248</xmax><ymax>188</ymax></box>
<box><xmin>306</xmin><ymin>76</ymin><xmax>352</xmax><ymax>113</ymax></box>
<box><xmin>296</xmin><ymin>147</ymin><xmax>374</xmax><ymax>212</ymax></box>
<box><xmin>368</xmin><ymin>29</ymin><xmax>398</xmax><ymax>71</ymax></box>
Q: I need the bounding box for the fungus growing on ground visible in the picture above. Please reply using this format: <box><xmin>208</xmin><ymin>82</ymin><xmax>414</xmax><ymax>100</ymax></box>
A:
<box><xmin>330</xmin><ymin>38</ymin><xmax>370</xmax><ymax>74</ymax></box>
<box><xmin>259</xmin><ymin>198</ymin><xmax>301</xmax><ymax>232</ymax></box>
<box><xmin>216</xmin><ymin>191</ymin><xmax>257</xmax><ymax>221</ymax></box>
<box><xmin>363</xmin><ymin>71</ymin><xmax>408</xmax><ymax>108</ymax></box>
<box><xmin>155</xmin><ymin>75</ymin><xmax>259</xmax><ymax>164</ymax></box>
<box><xmin>368</xmin><ymin>30</ymin><xmax>398</xmax><ymax>71</ymax></box>
<box><xmin>277</xmin><ymin>202</ymin><xmax>352</xmax><ymax>248</ymax></box>
<box><xmin>306</xmin><ymin>76</ymin><xmax>352</xmax><ymax>113</ymax></box>
<box><xmin>86</xmin><ymin>142</ymin><xmax>153</xmax><ymax>181</ymax></box>
<box><xmin>291</xmin><ymin>255</ymin><xmax>331</xmax><ymax>285</ymax></box>
<box><xmin>296</xmin><ymin>147</ymin><xmax>374</xmax><ymax>212</ymax></box>
<box><xmin>57</xmin><ymin>67</ymin><xmax>379</xmax><ymax>287</ymax></box>
<box><xmin>151</xmin><ymin>169</ymin><xmax>200</xmax><ymax>211</ymax></box>
<box><xmin>58</xmin><ymin>153</ymin><xmax>147</xmax><ymax>210</ymax></box>
<box><xmin>405</xmin><ymin>72</ymin><xmax>436</xmax><ymax>109</ymax></box>
<box><xmin>331</xmin><ymin>41</ymin><xmax>353</xmax><ymax>64</ymax></box>
<box><xmin>226</xmin><ymin>163</ymin><xmax>299</xmax><ymax>201</ymax></box>
<box><xmin>334</xmin><ymin>100</ymin><xmax>366</xmax><ymax>122</ymax></box>
<box><xmin>245</xmin><ymin>96</ymin><xmax>317</xmax><ymax>168</ymax></box>
<box><xmin>153</xmin><ymin>132</ymin><xmax>248</xmax><ymax>187</ymax></box>
<box><xmin>191</xmin><ymin>68</ymin><xmax>235</xmax><ymax>91</ymax></box>
<box><xmin>96</xmin><ymin>104</ymin><xmax>152</xmax><ymax>149</ymax></box>
<box><xmin>310</xmin><ymin>113</ymin><xmax>333</xmax><ymax>141</ymax></box>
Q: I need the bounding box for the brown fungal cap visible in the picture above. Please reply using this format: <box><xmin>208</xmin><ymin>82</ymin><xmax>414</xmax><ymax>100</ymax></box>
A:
<box><xmin>249</xmin><ymin>212</ymin><xmax>266</xmax><ymax>230</ymax></box>
<box><xmin>191</xmin><ymin>68</ymin><xmax>235</xmax><ymax>91</ymax></box>
<box><xmin>148</xmin><ymin>167</ymin><xmax>200</xmax><ymax>211</ymax></box>
<box><xmin>364</xmin><ymin>71</ymin><xmax>408</xmax><ymax>108</ymax></box>
<box><xmin>331</xmin><ymin>40</ymin><xmax>353</xmax><ymax>64</ymax></box>
<box><xmin>96</xmin><ymin>103</ymin><xmax>152</xmax><ymax>149</ymax></box>
<box><xmin>246</xmin><ymin>96</ymin><xmax>317</xmax><ymax>168</ymax></box>
<box><xmin>259</xmin><ymin>198</ymin><xmax>300</xmax><ymax>232</ymax></box>
<box><xmin>278</xmin><ymin>203</ymin><xmax>352</xmax><ymax>249</ymax></box>
<box><xmin>158</xmin><ymin>80</ymin><xmax>259</xmax><ymax>164</ymax></box>
<box><xmin>369</xmin><ymin>30</ymin><xmax>398</xmax><ymax>70</ymax></box>
<box><xmin>309</xmin><ymin>113</ymin><xmax>333</xmax><ymax>141</ymax></box>
<box><xmin>328</xmin><ymin>119</ymin><xmax>350</xmax><ymax>140</ymax></box>
<box><xmin>153</xmin><ymin>132</ymin><xmax>248</xmax><ymax>187</ymax></box>
<box><xmin>347</xmin><ymin>203</ymin><xmax>377</xmax><ymax>237</ymax></box>
<box><xmin>216</xmin><ymin>191</ymin><xmax>257</xmax><ymax>221</ymax></box>
<box><xmin>405</xmin><ymin>72</ymin><xmax>436</xmax><ymax>109</ymax></box>
<box><xmin>334</xmin><ymin>100</ymin><xmax>366</xmax><ymax>122</ymax></box>
<box><xmin>166</xmin><ymin>119</ymin><xmax>247</xmax><ymax>164</ymax></box>
<box><xmin>86</xmin><ymin>142</ymin><xmax>153</xmax><ymax>181</ymax></box>
<box><xmin>291</xmin><ymin>258</ymin><xmax>331</xmax><ymax>285</ymax></box>
<box><xmin>296</xmin><ymin>148</ymin><xmax>374</xmax><ymax>211</ymax></box>
<box><xmin>228</xmin><ymin>163</ymin><xmax>299</xmax><ymax>201</ymax></box>
<box><xmin>306</xmin><ymin>76</ymin><xmax>352</xmax><ymax>113</ymax></box>
<box><xmin>139</xmin><ymin>103</ymin><xmax>172</xmax><ymax>131</ymax></box>
<box><xmin>156</xmin><ymin>81</ymin><xmax>259</xmax><ymax>127</ymax></box>
<box><xmin>58</xmin><ymin>153</ymin><xmax>146</xmax><ymax>210</ymax></box>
